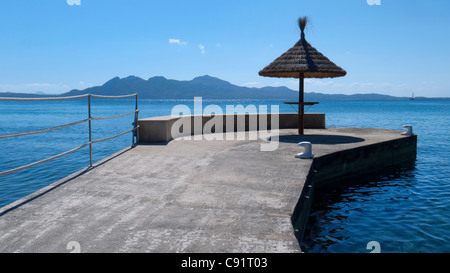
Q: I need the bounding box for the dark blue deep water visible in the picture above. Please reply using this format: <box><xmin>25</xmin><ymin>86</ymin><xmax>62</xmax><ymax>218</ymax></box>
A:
<box><xmin>0</xmin><ymin>98</ymin><xmax>449</xmax><ymax>253</ymax></box>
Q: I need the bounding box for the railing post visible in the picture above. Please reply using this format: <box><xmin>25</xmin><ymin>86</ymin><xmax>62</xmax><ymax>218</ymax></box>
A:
<box><xmin>88</xmin><ymin>94</ymin><xmax>92</xmax><ymax>167</ymax></box>
<box><xmin>133</xmin><ymin>93</ymin><xmax>139</xmax><ymax>146</ymax></box>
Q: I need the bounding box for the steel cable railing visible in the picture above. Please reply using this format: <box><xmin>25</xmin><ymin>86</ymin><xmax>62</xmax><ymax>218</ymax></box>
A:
<box><xmin>0</xmin><ymin>118</ymin><xmax>91</xmax><ymax>139</ymax></box>
<box><xmin>0</xmin><ymin>93</ymin><xmax>139</xmax><ymax>177</ymax></box>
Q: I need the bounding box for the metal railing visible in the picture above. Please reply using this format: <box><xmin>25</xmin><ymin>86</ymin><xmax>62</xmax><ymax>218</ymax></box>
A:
<box><xmin>0</xmin><ymin>93</ymin><xmax>139</xmax><ymax>177</ymax></box>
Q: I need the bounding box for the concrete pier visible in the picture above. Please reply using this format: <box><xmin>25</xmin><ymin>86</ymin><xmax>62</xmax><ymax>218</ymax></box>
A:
<box><xmin>0</xmin><ymin>128</ymin><xmax>416</xmax><ymax>253</ymax></box>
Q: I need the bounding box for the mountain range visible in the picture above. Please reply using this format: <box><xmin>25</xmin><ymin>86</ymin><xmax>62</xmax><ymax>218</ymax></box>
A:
<box><xmin>64</xmin><ymin>75</ymin><xmax>301</xmax><ymax>100</ymax></box>
<box><xmin>0</xmin><ymin>75</ymin><xmax>423</xmax><ymax>100</ymax></box>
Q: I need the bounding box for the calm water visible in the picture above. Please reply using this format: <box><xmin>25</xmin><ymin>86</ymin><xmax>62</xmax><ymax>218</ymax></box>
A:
<box><xmin>301</xmin><ymin>99</ymin><xmax>450</xmax><ymax>253</ymax></box>
<box><xmin>0</xmin><ymin>98</ymin><xmax>449</xmax><ymax>253</ymax></box>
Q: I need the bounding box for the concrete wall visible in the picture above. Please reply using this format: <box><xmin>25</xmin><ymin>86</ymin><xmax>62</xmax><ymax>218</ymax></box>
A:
<box><xmin>312</xmin><ymin>135</ymin><xmax>417</xmax><ymax>188</ymax></box>
<box><xmin>138</xmin><ymin>113</ymin><xmax>325</xmax><ymax>143</ymax></box>
<box><xmin>290</xmin><ymin>134</ymin><xmax>417</xmax><ymax>247</ymax></box>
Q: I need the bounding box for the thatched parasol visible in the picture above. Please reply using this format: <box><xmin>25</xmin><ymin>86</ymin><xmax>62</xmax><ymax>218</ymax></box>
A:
<box><xmin>259</xmin><ymin>17</ymin><xmax>346</xmax><ymax>134</ymax></box>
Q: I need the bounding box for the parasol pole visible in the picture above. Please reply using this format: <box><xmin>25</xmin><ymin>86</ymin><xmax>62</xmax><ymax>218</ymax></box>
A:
<box><xmin>299</xmin><ymin>72</ymin><xmax>304</xmax><ymax>135</ymax></box>
<box><xmin>298</xmin><ymin>17</ymin><xmax>307</xmax><ymax>135</ymax></box>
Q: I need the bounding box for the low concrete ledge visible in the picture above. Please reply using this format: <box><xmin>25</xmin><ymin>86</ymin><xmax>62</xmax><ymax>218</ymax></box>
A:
<box><xmin>313</xmin><ymin>134</ymin><xmax>417</xmax><ymax>188</ymax></box>
<box><xmin>138</xmin><ymin>113</ymin><xmax>325</xmax><ymax>143</ymax></box>
<box><xmin>290</xmin><ymin>129</ymin><xmax>417</xmax><ymax>248</ymax></box>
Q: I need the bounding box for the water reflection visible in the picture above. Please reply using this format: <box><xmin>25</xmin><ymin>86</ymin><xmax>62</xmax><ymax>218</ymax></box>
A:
<box><xmin>302</xmin><ymin>163</ymin><xmax>420</xmax><ymax>253</ymax></box>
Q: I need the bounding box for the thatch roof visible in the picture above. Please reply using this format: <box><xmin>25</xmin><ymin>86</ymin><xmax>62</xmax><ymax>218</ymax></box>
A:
<box><xmin>259</xmin><ymin>17</ymin><xmax>346</xmax><ymax>79</ymax></box>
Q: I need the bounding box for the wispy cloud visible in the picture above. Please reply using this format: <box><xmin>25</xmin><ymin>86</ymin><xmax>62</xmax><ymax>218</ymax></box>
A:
<box><xmin>304</xmin><ymin>79</ymin><xmax>409</xmax><ymax>91</ymax></box>
<box><xmin>198</xmin><ymin>44</ymin><xmax>205</xmax><ymax>54</ymax></box>
<box><xmin>79</xmin><ymin>82</ymin><xmax>93</xmax><ymax>88</ymax></box>
<box><xmin>241</xmin><ymin>82</ymin><xmax>261</xmax><ymax>88</ymax></box>
<box><xmin>302</xmin><ymin>79</ymin><xmax>418</xmax><ymax>96</ymax></box>
<box><xmin>241</xmin><ymin>81</ymin><xmax>292</xmax><ymax>88</ymax></box>
<box><xmin>169</xmin><ymin>38</ymin><xmax>188</xmax><ymax>46</ymax></box>
<box><xmin>0</xmin><ymin>83</ymin><xmax>71</xmax><ymax>94</ymax></box>
<box><xmin>243</xmin><ymin>78</ymin><xmax>429</xmax><ymax>97</ymax></box>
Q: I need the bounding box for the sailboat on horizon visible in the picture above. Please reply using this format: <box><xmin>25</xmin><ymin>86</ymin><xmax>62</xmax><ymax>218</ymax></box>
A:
<box><xmin>410</xmin><ymin>92</ymin><xmax>415</xmax><ymax>100</ymax></box>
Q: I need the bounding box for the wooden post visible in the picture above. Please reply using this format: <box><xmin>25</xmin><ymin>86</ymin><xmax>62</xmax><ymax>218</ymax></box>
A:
<box><xmin>298</xmin><ymin>72</ymin><xmax>304</xmax><ymax>135</ymax></box>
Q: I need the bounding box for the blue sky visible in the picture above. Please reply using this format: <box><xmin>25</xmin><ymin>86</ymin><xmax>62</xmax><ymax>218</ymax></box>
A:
<box><xmin>0</xmin><ymin>0</ymin><xmax>449</xmax><ymax>97</ymax></box>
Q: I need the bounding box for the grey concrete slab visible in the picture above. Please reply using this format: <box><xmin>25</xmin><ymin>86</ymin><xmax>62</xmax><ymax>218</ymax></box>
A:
<box><xmin>0</xmin><ymin>128</ymin><xmax>413</xmax><ymax>253</ymax></box>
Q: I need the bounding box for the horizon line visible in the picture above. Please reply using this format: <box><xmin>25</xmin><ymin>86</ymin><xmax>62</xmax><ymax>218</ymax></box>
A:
<box><xmin>0</xmin><ymin>74</ymin><xmax>448</xmax><ymax>99</ymax></box>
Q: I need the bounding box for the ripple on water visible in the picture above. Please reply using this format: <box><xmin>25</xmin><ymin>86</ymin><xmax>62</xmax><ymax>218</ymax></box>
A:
<box><xmin>303</xmin><ymin>162</ymin><xmax>450</xmax><ymax>253</ymax></box>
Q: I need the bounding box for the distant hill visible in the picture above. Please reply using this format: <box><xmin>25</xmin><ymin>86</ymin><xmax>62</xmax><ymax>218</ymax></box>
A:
<box><xmin>0</xmin><ymin>92</ymin><xmax>58</xmax><ymax>98</ymax></box>
<box><xmin>0</xmin><ymin>75</ymin><xmax>439</xmax><ymax>100</ymax></box>
<box><xmin>304</xmin><ymin>92</ymin><xmax>409</xmax><ymax>101</ymax></box>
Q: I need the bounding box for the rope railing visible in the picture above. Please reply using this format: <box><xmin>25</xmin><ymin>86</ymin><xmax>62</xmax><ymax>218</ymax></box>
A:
<box><xmin>0</xmin><ymin>93</ymin><xmax>137</xmax><ymax>101</ymax></box>
<box><xmin>91</xmin><ymin>127</ymin><xmax>138</xmax><ymax>144</ymax></box>
<box><xmin>0</xmin><ymin>93</ymin><xmax>139</xmax><ymax>177</ymax></box>
<box><xmin>0</xmin><ymin>94</ymin><xmax>90</xmax><ymax>101</ymax></box>
<box><xmin>92</xmin><ymin>110</ymin><xmax>138</xmax><ymax>121</ymax></box>
<box><xmin>0</xmin><ymin>143</ymin><xmax>91</xmax><ymax>177</ymax></box>
<box><xmin>0</xmin><ymin>118</ymin><xmax>91</xmax><ymax>139</ymax></box>
<box><xmin>90</xmin><ymin>94</ymin><xmax>137</xmax><ymax>99</ymax></box>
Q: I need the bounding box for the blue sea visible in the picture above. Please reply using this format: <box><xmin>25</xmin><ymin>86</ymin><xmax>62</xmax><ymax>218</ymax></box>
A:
<box><xmin>0</xmin><ymin>97</ymin><xmax>449</xmax><ymax>253</ymax></box>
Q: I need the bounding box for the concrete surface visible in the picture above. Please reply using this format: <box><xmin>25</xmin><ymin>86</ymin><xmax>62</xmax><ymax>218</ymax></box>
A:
<box><xmin>0</xmin><ymin>128</ymin><xmax>416</xmax><ymax>253</ymax></box>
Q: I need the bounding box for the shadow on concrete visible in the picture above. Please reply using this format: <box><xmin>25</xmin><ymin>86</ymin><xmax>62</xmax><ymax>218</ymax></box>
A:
<box><xmin>276</xmin><ymin>134</ymin><xmax>365</xmax><ymax>145</ymax></box>
<box><xmin>137</xmin><ymin>142</ymin><xmax>170</xmax><ymax>146</ymax></box>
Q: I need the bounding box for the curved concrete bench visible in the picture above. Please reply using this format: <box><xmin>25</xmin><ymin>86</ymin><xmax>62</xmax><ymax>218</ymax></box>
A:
<box><xmin>138</xmin><ymin>113</ymin><xmax>325</xmax><ymax>143</ymax></box>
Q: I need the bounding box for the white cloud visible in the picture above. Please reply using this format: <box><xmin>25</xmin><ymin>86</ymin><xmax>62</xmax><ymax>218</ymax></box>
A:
<box><xmin>241</xmin><ymin>80</ymin><xmax>296</xmax><ymax>89</ymax></box>
<box><xmin>198</xmin><ymin>44</ymin><xmax>205</xmax><ymax>54</ymax></box>
<box><xmin>241</xmin><ymin>82</ymin><xmax>261</xmax><ymax>88</ymax></box>
<box><xmin>169</xmin><ymin>38</ymin><xmax>188</xmax><ymax>46</ymax></box>
<box><xmin>251</xmin><ymin>77</ymin><xmax>435</xmax><ymax>97</ymax></box>
<box><xmin>79</xmin><ymin>82</ymin><xmax>93</xmax><ymax>88</ymax></box>
<box><xmin>304</xmin><ymin>79</ymin><xmax>334</xmax><ymax>87</ymax></box>
<box><xmin>0</xmin><ymin>83</ymin><xmax>70</xmax><ymax>94</ymax></box>
<box><xmin>301</xmin><ymin>79</ymin><xmax>418</xmax><ymax>96</ymax></box>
